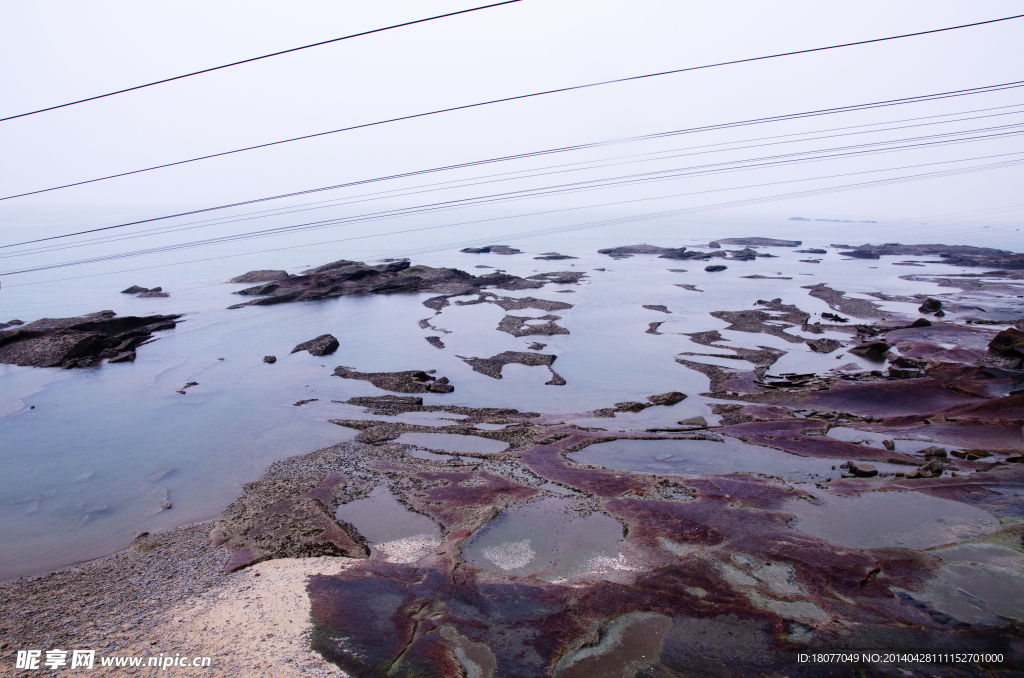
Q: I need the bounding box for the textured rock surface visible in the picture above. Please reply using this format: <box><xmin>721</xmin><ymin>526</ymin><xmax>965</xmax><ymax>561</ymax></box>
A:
<box><xmin>0</xmin><ymin>310</ymin><xmax>180</xmax><ymax>368</ymax></box>
<box><xmin>291</xmin><ymin>334</ymin><xmax>340</xmax><ymax>357</ymax></box>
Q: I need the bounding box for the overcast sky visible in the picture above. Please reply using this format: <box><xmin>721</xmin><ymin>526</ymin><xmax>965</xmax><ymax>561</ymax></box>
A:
<box><xmin>1</xmin><ymin>0</ymin><xmax>1022</xmax><ymax>258</ymax></box>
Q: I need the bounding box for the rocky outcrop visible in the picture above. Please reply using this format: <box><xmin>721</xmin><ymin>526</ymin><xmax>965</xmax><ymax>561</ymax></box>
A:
<box><xmin>460</xmin><ymin>245</ymin><xmax>521</xmax><ymax>254</ymax></box>
<box><xmin>715</xmin><ymin>237</ymin><xmax>802</xmax><ymax>247</ymax></box>
<box><xmin>837</xmin><ymin>243</ymin><xmax>1024</xmax><ymax>269</ymax></box>
<box><xmin>458</xmin><ymin>351</ymin><xmax>566</xmax><ymax>385</ymax></box>
<box><xmin>333</xmin><ymin>366</ymin><xmax>454</xmax><ymax>393</ymax></box>
<box><xmin>227</xmin><ymin>258</ymin><xmax>573</xmax><ymax>309</ymax></box>
<box><xmin>230</xmin><ymin>270</ymin><xmax>289</xmax><ymax>284</ymax></box>
<box><xmin>0</xmin><ymin>311</ymin><xmax>180</xmax><ymax>368</ymax></box>
<box><xmin>291</xmin><ymin>334</ymin><xmax>340</xmax><ymax>357</ymax></box>
<box><xmin>496</xmin><ymin>314</ymin><xmax>569</xmax><ymax>337</ymax></box>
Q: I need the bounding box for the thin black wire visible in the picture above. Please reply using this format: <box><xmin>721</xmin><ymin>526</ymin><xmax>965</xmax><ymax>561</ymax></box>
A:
<box><xmin>0</xmin><ymin>1</ymin><xmax>522</xmax><ymax>123</ymax></box>
<box><xmin>5</xmin><ymin>80</ymin><xmax>1024</xmax><ymax>249</ymax></box>
<box><xmin>6</xmin><ymin>154</ymin><xmax>1022</xmax><ymax>286</ymax></box>
<box><xmin>6</xmin><ymin>129</ymin><xmax>1022</xmax><ymax>275</ymax></box>
<box><xmin>12</xmin><ymin>104</ymin><xmax>1024</xmax><ymax>259</ymax></box>
<box><xmin>4</xmin><ymin>14</ymin><xmax>1023</xmax><ymax>205</ymax></box>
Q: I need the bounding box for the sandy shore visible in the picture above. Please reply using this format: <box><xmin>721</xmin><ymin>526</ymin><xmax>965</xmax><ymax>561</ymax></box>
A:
<box><xmin>1</xmin><ymin>522</ymin><xmax>353</xmax><ymax>677</ymax></box>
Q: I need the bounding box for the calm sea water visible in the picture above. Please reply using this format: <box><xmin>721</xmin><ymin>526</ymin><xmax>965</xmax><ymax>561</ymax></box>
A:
<box><xmin>0</xmin><ymin>213</ymin><xmax>1020</xmax><ymax>579</ymax></box>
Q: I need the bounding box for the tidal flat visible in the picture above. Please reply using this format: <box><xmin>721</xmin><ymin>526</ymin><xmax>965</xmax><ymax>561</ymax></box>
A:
<box><xmin>2</xmin><ymin>234</ymin><xmax>1023</xmax><ymax>676</ymax></box>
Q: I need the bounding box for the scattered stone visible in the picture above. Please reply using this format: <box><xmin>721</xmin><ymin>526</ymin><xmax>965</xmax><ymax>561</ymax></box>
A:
<box><xmin>707</xmin><ymin>241</ymin><xmax>721</xmax><ymax>248</ymax></box>
<box><xmin>705</xmin><ymin>265</ymin><xmax>727</xmax><ymax>272</ymax></box>
<box><xmin>291</xmin><ymin>334</ymin><xmax>339</xmax><ymax>357</ymax></box>
<box><xmin>527</xmin><ymin>342</ymin><xmax>547</xmax><ymax>350</ymax></box>
<box><xmin>534</xmin><ymin>253</ymin><xmax>577</xmax><ymax>260</ymax></box>
<box><xmin>675</xmin><ymin>284</ymin><xmax>703</xmax><ymax>292</ymax></box>
<box><xmin>919</xmin><ymin>446</ymin><xmax>948</xmax><ymax>459</ymax></box>
<box><xmin>425</xmin><ymin>336</ymin><xmax>445</xmax><ymax>349</ymax></box>
<box><xmin>646</xmin><ymin>322</ymin><xmax>664</xmax><ymax>335</ymax></box>
<box><xmin>909</xmin><ymin>318</ymin><xmax>932</xmax><ymax>328</ymax></box>
<box><xmin>230</xmin><ymin>270</ymin><xmax>289</xmax><ymax>284</ymax></box>
<box><xmin>796</xmin><ymin>249</ymin><xmax>827</xmax><ymax>254</ymax></box>
<box><xmin>293</xmin><ymin>399</ymin><xmax>319</xmax><ymax>407</ymax></box>
<box><xmin>121</xmin><ymin>286</ymin><xmax>150</xmax><ymax>294</ymax></box>
<box><xmin>263</xmin><ymin>355</ymin><xmax>277</xmax><ymax>364</ymax></box>
<box><xmin>906</xmin><ymin>459</ymin><xmax>944</xmax><ymax>479</ymax></box>
<box><xmin>0</xmin><ymin>310</ymin><xmax>180</xmax><ymax>368</ymax></box>
<box><xmin>6</xmin><ymin>319</ymin><xmax>24</xmax><ymax>326</ymax></box>
<box><xmin>806</xmin><ymin>338</ymin><xmax>843</xmax><ymax>354</ymax></box>
<box><xmin>460</xmin><ymin>245</ymin><xmax>521</xmax><ymax>255</ymax></box>
<box><xmin>918</xmin><ymin>298</ymin><xmax>943</xmax><ymax>314</ymax></box>
<box><xmin>643</xmin><ymin>305</ymin><xmax>671</xmax><ymax>313</ymax></box>
<box><xmin>950</xmin><ymin>449</ymin><xmax>992</xmax><ymax>460</ymax></box>
<box><xmin>882</xmin><ymin>440</ymin><xmax>895</xmax><ymax>451</ymax></box>
<box><xmin>137</xmin><ymin>290</ymin><xmax>170</xmax><ymax>298</ymax></box>
<box><xmin>333</xmin><ymin>367</ymin><xmax>454</xmax><ymax>393</ymax></box>
<box><xmin>677</xmin><ymin>416</ymin><xmax>709</xmax><ymax>428</ymax></box>
<box><xmin>989</xmin><ymin>327</ymin><xmax>1024</xmax><ymax>354</ymax></box>
<box><xmin>598</xmin><ymin>245</ymin><xmax>683</xmax><ymax>259</ymax></box>
<box><xmin>648</xmin><ymin>391</ymin><xmax>687</xmax><ymax>406</ymax></box>
<box><xmin>849</xmin><ymin>340</ymin><xmax>890</xmax><ymax>360</ymax></box>
<box><xmin>161</xmin><ymin>502</ymin><xmax>172</xmax><ymax>510</ymax></box>
<box><xmin>840</xmin><ymin>461</ymin><xmax>878</xmax><ymax>477</ymax></box>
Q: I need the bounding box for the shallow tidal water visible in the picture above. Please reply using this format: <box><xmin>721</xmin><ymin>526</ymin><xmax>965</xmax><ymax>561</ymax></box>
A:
<box><xmin>1</xmin><ymin>217</ymin><xmax>1022</xmax><ymax>579</ymax></box>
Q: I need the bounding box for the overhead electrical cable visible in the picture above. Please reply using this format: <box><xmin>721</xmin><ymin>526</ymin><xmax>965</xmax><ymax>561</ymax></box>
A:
<box><xmin>4</xmin><ymin>79</ymin><xmax>1024</xmax><ymax>249</ymax></box>
<box><xmin>5</xmin><ymin>140</ymin><xmax>1022</xmax><ymax>275</ymax></box>
<box><xmin>3</xmin><ymin>13</ymin><xmax>1023</xmax><ymax>203</ymax></box>
<box><xmin>0</xmin><ymin>1</ymin><xmax>522</xmax><ymax>123</ymax></box>
<box><xmin>5</xmin><ymin>154</ymin><xmax>1022</xmax><ymax>285</ymax></box>
<box><xmin>10</xmin><ymin>106</ymin><xmax>1024</xmax><ymax>259</ymax></box>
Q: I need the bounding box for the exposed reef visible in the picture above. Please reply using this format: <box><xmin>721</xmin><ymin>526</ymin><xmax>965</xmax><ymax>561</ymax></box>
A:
<box><xmin>226</xmin><ymin>258</ymin><xmax>576</xmax><ymax>309</ymax></box>
<box><xmin>497</xmin><ymin>314</ymin><xmax>570</xmax><ymax>337</ymax></box>
<box><xmin>458</xmin><ymin>351</ymin><xmax>566</xmax><ymax>385</ymax></box>
<box><xmin>0</xmin><ymin>310</ymin><xmax>180</xmax><ymax>368</ymax></box>
<box><xmin>836</xmin><ymin>243</ymin><xmax>1024</xmax><ymax>269</ymax></box>
<box><xmin>333</xmin><ymin>366</ymin><xmax>454</xmax><ymax>393</ymax></box>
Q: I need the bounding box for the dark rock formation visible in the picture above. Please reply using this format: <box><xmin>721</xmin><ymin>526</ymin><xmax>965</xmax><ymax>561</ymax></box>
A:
<box><xmin>458</xmin><ymin>351</ymin><xmax>565</xmax><ymax>385</ymax></box>
<box><xmin>227</xmin><ymin>258</ymin><xmax>571</xmax><ymax>309</ymax></box>
<box><xmin>425</xmin><ymin>336</ymin><xmax>445</xmax><ymax>349</ymax></box>
<box><xmin>460</xmin><ymin>245</ymin><xmax>521</xmax><ymax>254</ymax></box>
<box><xmin>646</xmin><ymin>322</ymin><xmax>664</xmax><ymax>335</ymax></box>
<box><xmin>598</xmin><ymin>245</ymin><xmax>682</xmax><ymax>259</ymax></box>
<box><xmin>534</xmin><ymin>252</ymin><xmax>577</xmax><ymax>260</ymax></box>
<box><xmin>263</xmin><ymin>355</ymin><xmax>277</xmax><ymax>364</ymax></box>
<box><xmin>291</xmin><ymin>334</ymin><xmax>339</xmax><ymax>357</ymax></box>
<box><xmin>804</xmin><ymin>283</ymin><xmax>886</xmax><ymax>319</ymax></box>
<box><xmin>837</xmin><ymin>243</ymin><xmax>1024</xmax><ymax>269</ymax></box>
<box><xmin>705</xmin><ymin>265</ymin><xmax>727</xmax><ymax>272</ymax></box>
<box><xmin>715</xmin><ymin>237</ymin><xmax>802</xmax><ymax>247</ymax></box>
<box><xmin>230</xmin><ymin>270</ymin><xmax>289</xmax><ymax>284</ymax></box>
<box><xmin>796</xmin><ymin>249</ymin><xmax>828</xmax><ymax>254</ymax></box>
<box><xmin>333</xmin><ymin>366</ymin><xmax>454</xmax><ymax>393</ymax></box>
<box><xmin>527</xmin><ymin>342</ymin><xmax>547</xmax><ymax>350</ymax></box>
<box><xmin>0</xmin><ymin>311</ymin><xmax>180</xmax><ymax>368</ymax></box>
<box><xmin>918</xmin><ymin>298</ymin><xmax>942</xmax><ymax>314</ymax></box>
<box><xmin>137</xmin><ymin>290</ymin><xmax>169</xmax><ymax>298</ymax></box>
<box><xmin>497</xmin><ymin>314</ymin><xmax>569</xmax><ymax>337</ymax></box>
<box><xmin>121</xmin><ymin>285</ymin><xmax>150</xmax><ymax>294</ymax></box>
<box><xmin>806</xmin><ymin>338</ymin><xmax>843</xmax><ymax>353</ymax></box>
<box><xmin>840</xmin><ymin>461</ymin><xmax>878</xmax><ymax>477</ymax></box>
<box><xmin>989</xmin><ymin>327</ymin><xmax>1024</xmax><ymax>355</ymax></box>
<box><xmin>848</xmin><ymin>340</ymin><xmax>890</xmax><ymax>360</ymax></box>
<box><xmin>643</xmin><ymin>305</ymin><xmax>671</xmax><ymax>313</ymax></box>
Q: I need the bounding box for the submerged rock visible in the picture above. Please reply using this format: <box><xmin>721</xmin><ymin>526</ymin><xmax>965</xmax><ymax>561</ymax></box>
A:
<box><xmin>0</xmin><ymin>310</ymin><xmax>180</xmax><ymax>368</ymax></box>
<box><xmin>716</xmin><ymin>237</ymin><xmax>802</xmax><ymax>247</ymax></box>
<box><xmin>643</xmin><ymin>305</ymin><xmax>671</xmax><ymax>313</ymax></box>
<box><xmin>263</xmin><ymin>355</ymin><xmax>277</xmax><ymax>364</ymax></box>
<box><xmin>806</xmin><ymin>338</ymin><xmax>843</xmax><ymax>354</ymax></box>
<box><xmin>705</xmin><ymin>265</ymin><xmax>727</xmax><ymax>272</ymax></box>
<box><xmin>534</xmin><ymin>252</ymin><xmax>577</xmax><ymax>260</ymax></box>
<box><xmin>291</xmin><ymin>334</ymin><xmax>340</xmax><ymax>357</ymax></box>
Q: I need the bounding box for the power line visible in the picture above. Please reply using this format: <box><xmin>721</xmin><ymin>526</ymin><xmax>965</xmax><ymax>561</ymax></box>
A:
<box><xmin>4</xmin><ymin>80</ymin><xmax>1023</xmax><ymax>249</ymax></box>
<box><xmin>3</xmin><ymin>14</ymin><xmax>1022</xmax><ymax>203</ymax></box>
<box><xmin>14</xmin><ymin>103</ymin><xmax>1024</xmax><ymax>261</ymax></box>
<box><xmin>0</xmin><ymin>1</ymin><xmax>522</xmax><ymax>124</ymax></box>
<box><xmin>6</xmin><ymin>132</ymin><xmax>1022</xmax><ymax>275</ymax></box>
<box><xmin>6</xmin><ymin>153</ymin><xmax>1022</xmax><ymax>287</ymax></box>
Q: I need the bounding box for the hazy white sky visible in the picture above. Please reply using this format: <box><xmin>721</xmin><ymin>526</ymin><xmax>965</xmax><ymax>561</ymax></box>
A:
<box><xmin>1</xmin><ymin>0</ymin><xmax>1022</xmax><ymax>248</ymax></box>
